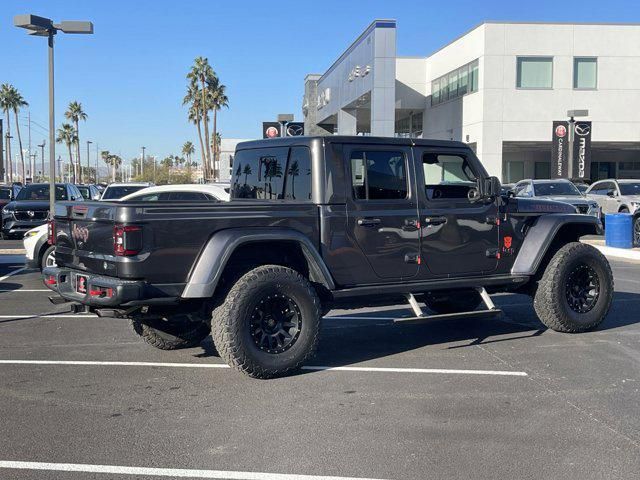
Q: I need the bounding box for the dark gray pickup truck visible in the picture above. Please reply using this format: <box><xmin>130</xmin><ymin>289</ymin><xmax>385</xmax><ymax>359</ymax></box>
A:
<box><xmin>44</xmin><ymin>136</ymin><xmax>613</xmax><ymax>378</ymax></box>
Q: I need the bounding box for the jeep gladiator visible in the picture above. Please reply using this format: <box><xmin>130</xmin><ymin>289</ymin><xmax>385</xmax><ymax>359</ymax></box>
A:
<box><xmin>44</xmin><ymin>136</ymin><xmax>613</xmax><ymax>378</ymax></box>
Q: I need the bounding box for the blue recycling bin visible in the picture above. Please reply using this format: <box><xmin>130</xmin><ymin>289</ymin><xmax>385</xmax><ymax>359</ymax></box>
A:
<box><xmin>605</xmin><ymin>213</ymin><xmax>633</xmax><ymax>249</ymax></box>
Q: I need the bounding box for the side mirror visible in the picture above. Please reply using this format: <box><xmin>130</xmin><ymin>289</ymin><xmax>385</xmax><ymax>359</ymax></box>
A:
<box><xmin>606</xmin><ymin>190</ymin><xmax>616</xmax><ymax>198</ymax></box>
<box><xmin>479</xmin><ymin>176</ymin><xmax>501</xmax><ymax>199</ymax></box>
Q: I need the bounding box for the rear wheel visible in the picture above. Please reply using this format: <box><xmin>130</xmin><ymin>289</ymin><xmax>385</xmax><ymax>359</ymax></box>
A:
<box><xmin>422</xmin><ymin>289</ymin><xmax>483</xmax><ymax>314</ymax></box>
<box><xmin>211</xmin><ymin>265</ymin><xmax>321</xmax><ymax>379</ymax></box>
<box><xmin>40</xmin><ymin>245</ymin><xmax>56</xmax><ymax>271</ymax></box>
<box><xmin>534</xmin><ymin>242</ymin><xmax>613</xmax><ymax>333</ymax></box>
<box><xmin>634</xmin><ymin>215</ymin><xmax>640</xmax><ymax>247</ymax></box>
<box><xmin>131</xmin><ymin>314</ymin><xmax>210</xmax><ymax>350</ymax></box>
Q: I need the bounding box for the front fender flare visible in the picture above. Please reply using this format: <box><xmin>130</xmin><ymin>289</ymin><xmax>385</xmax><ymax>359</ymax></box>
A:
<box><xmin>511</xmin><ymin>214</ymin><xmax>601</xmax><ymax>276</ymax></box>
<box><xmin>181</xmin><ymin>228</ymin><xmax>335</xmax><ymax>298</ymax></box>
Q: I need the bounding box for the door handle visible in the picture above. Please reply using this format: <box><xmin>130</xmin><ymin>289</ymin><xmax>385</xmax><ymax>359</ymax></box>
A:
<box><xmin>357</xmin><ymin>218</ymin><xmax>381</xmax><ymax>228</ymax></box>
<box><xmin>424</xmin><ymin>216</ymin><xmax>447</xmax><ymax>226</ymax></box>
<box><xmin>402</xmin><ymin>218</ymin><xmax>420</xmax><ymax>231</ymax></box>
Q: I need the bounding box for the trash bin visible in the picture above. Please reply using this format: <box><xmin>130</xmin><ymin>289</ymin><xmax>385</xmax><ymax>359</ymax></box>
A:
<box><xmin>605</xmin><ymin>213</ymin><xmax>633</xmax><ymax>249</ymax></box>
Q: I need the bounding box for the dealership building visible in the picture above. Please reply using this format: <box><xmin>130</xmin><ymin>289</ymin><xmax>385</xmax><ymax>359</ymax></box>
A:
<box><xmin>302</xmin><ymin>20</ymin><xmax>640</xmax><ymax>182</ymax></box>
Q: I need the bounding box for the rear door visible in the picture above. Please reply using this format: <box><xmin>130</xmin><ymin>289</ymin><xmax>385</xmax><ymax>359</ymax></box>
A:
<box><xmin>413</xmin><ymin>146</ymin><xmax>500</xmax><ymax>277</ymax></box>
<box><xmin>345</xmin><ymin>144</ymin><xmax>420</xmax><ymax>281</ymax></box>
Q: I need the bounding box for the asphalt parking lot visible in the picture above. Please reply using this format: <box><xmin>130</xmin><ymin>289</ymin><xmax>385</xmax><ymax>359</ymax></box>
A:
<box><xmin>0</xmin><ymin>249</ymin><xmax>639</xmax><ymax>480</ymax></box>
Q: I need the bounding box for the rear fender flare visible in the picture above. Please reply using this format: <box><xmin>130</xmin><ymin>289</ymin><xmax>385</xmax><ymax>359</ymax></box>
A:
<box><xmin>181</xmin><ymin>228</ymin><xmax>335</xmax><ymax>298</ymax></box>
<box><xmin>511</xmin><ymin>214</ymin><xmax>601</xmax><ymax>276</ymax></box>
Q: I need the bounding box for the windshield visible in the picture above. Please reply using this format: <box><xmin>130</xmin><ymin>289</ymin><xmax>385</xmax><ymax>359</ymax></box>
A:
<box><xmin>76</xmin><ymin>186</ymin><xmax>91</xmax><ymax>199</ymax></box>
<box><xmin>533</xmin><ymin>182</ymin><xmax>581</xmax><ymax>196</ymax></box>
<box><xmin>0</xmin><ymin>188</ymin><xmax>11</xmax><ymax>200</ymax></box>
<box><xmin>102</xmin><ymin>185</ymin><xmax>146</xmax><ymax>200</ymax></box>
<box><xmin>16</xmin><ymin>184</ymin><xmax>67</xmax><ymax>201</ymax></box>
<box><xmin>619</xmin><ymin>183</ymin><xmax>640</xmax><ymax>196</ymax></box>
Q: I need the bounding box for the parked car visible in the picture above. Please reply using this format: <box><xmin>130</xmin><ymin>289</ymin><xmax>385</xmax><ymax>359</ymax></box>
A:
<box><xmin>75</xmin><ymin>184</ymin><xmax>102</xmax><ymax>201</ymax></box>
<box><xmin>0</xmin><ymin>184</ymin><xmax>22</xmax><ymax>212</ymax></box>
<box><xmin>23</xmin><ymin>224</ymin><xmax>55</xmax><ymax>271</ymax></box>
<box><xmin>45</xmin><ymin>136</ymin><xmax>611</xmax><ymax>379</ymax></box>
<box><xmin>100</xmin><ymin>182</ymin><xmax>153</xmax><ymax>200</ymax></box>
<box><xmin>585</xmin><ymin>179</ymin><xmax>640</xmax><ymax>216</ymax></box>
<box><xmin>1</xmin><ymin>183</ymin><xmax>83</xmax><ymax>239</ymax></box>
<box><xmin>511</xmin><ymin>179</ymin><xmax>600</xmax><ymax>217</ymax></box>
<box><xmin>500</xmin><ymin>183</ymin><xmax>515</xmax><ymax>196</ymax></box>
<box><xmin>120</xmin><ymin>184</ymin><xmax>230</xmax><ymax>202</ymax></box>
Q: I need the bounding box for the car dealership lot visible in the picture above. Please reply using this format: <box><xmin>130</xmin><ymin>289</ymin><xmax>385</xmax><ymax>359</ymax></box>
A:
<box><xmin>0</xmin><ymin>255</ymin><xmax>639</xmax><ymax>479</ymax></box>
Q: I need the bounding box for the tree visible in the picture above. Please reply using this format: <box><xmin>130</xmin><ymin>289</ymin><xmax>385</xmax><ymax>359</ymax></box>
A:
<box><xmin>209</xmin><ymin>81</ymin><xmax>228</xmax><ymax>181</ymax></box>
<box><xmin>243</xmin><ymin>164</ymin><xmax>252</xmax><ymax>186</ymax></box>
<box><xmin>184</xmin><ymin>81</ymin><xmax>208</xmax><ymax>179</ymax></box>
<box><xmin>0</xmin><ymin>84</ymin><xmax>13</xmax><ymax>182</ymax></box>
<box><xmin>0</xmin><ymin>84</ymin><xmax>28</xmax><ymax>182</ymax></box>
<box><xmin>210</xmin><ymin>132</ymin><xmax>222</xmax><ymax>179</ymax></box>
<box><xmin>56</xmin><ymin>123</ymin><xmax>78</xmax><ymax>182</ymax></box>
<box><xmin>187</xmin><ymin>57</ymin><xmax>216</xmax><ymax>179</ymax></box>
<box><xmin>182</xmin><ymin>141</ymin><xmax>195</xmax><ymax>163</ymax></box>
<box><xmin>65</xmin><ymin>101</ymin><xmax>87</xmax><ymax>183</ymax></box>
<box><xmin>287</xmin><ymin>160</ymin><xmax>300</xmax><ymax>199</ymax></box>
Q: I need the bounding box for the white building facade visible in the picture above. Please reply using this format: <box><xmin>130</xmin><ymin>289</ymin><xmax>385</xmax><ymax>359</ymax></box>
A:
<box><xmin>303</xmin><ymin>20</ymin><xmax>640</xmax><ymax>182</ymax></box>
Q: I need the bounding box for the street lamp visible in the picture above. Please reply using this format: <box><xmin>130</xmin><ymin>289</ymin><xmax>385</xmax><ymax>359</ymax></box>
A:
<box><xmin>86</xmin><ymin>140</ymin><xmax>92</xmax><ymax>183</ymax></box>
<box><xmin>37</xmin><ymin>141</ymin><xmax>45</xmax><ymax>182</ymax></box>
<box><xmin>14</xmin><ymin>14</ymin><xmax>93</xmax><ymax>216</ymax></box>
<box><xmin>141</xmin><ymin>146</ymin><xmax>146</xmax><ymax>177</ymax></box>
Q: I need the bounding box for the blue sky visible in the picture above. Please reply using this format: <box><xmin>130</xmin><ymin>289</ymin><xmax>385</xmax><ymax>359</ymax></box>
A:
<box><xmin>2</xmin><ymin>0</ymin><xmax>639</xmax><ymax>164</ymax></box>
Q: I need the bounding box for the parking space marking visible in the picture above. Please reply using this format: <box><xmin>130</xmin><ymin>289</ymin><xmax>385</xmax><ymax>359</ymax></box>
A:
<box><xmin>0</xmin><ymin>314</ymin><xmax>96</xmax><ymax>319</ymax></box>
<box><xmin>0</xmin><ymin>359</ymin><xmax>528</xmax><ymax>376</ymax></box>
<box><xmin>0</xmin><ymin>267</ymin><xmax>26</xmax><ymax>283</ymax></box>
<box><xmin>0</xmin><ymin>289</ymin><xmax>50</xmax><ymax>292</ymax></box>
<box><xmin>0</xmin><ymin>461</ymin><xmax>390</xmax><ymax>480</ymax></box>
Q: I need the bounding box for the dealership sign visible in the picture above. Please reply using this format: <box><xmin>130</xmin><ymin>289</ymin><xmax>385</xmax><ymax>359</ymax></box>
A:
<box><xmin>263</xmin><ymin>122</ymin><xmax>281</xmax><ymax>139</ymax></box>
<box><xmin>572</xmin><ymin>121</ymin><xmax>592</xmax><ymax>180</ymax></box>
<box><xmin>551</xmin><ymin>120</ymin><xmax>592</xmax><ymax>179</ymax></box>
<box><xmin>551</xmin><ymin>121</ymin><xmax>569</xmax><ymax>178</ymax></box>
<box><xmin>263</xmin><ymin>121</ymin><xmax>305</xmax><ymax>139</ymax></box>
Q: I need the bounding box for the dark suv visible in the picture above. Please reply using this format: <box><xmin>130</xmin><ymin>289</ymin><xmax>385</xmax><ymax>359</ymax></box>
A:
<box><xmin>1</xmin><ymin>183</ymin><xmax>83</xmax><ymax>238</ymax></box>
<box><xmin>44</xmin><ymin>137</ymin><xmax>612</xmax><ymax>378</ymax></box>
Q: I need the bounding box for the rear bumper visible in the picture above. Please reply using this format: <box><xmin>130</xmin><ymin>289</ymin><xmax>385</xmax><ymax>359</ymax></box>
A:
<box><xmin>42</xmin><ymin>266</ymin><xmax>181</xmax><ymax>307</ymax></box>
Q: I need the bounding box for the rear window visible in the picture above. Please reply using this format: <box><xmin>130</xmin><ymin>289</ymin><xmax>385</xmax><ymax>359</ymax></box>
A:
<box><xmin>0</xmin><ymin>188</ymin><xmax>11</xmax><ymax>200</ymax></box>
<box><xmin>76</xmin><ymin>186</ymin><xmax>90</xmax><ymax>199</ymax></box>
<box><xmin>16</xmin><ymin>184</ymin><xmax>67</xmax><ymax>201</ymax></box>
<box><xmin>102</xmin><ymin>185</ymin><xmax>147</xmax><ymax>200</ymax></box>
<box><xmin>232</xmin><ymin>147</ymin><xmax>312</xmax><ymax>201</ymax></box>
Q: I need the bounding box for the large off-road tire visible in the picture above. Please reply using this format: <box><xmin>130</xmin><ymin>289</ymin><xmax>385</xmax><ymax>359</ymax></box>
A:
<box><xmin>40</xmin><ymin>245</ymin><xmax>56</xmax><ymax>271</ymax></box>
<box><xmin>423</xmin><ymin>289</ymin><xmax>483</xmax><ymax>314</ymax></box>
<box><xmin>131</xmin><ymin>316</ymin><xmax>210</xmax><ymax>350</ymax></box>
<box><xmin>534</xmin><ymin>242</ymin><xmax>613</xmax><ymax>333</ymax></box>
<box><xmin>633</xmin><ymin>215</ymin><xmax>640</xmax><ymax>247</ymax></box>
<box><xmin>211</xmin><ymin>265</ymin><xmax>321</xmax><ymax>379</ymax></box>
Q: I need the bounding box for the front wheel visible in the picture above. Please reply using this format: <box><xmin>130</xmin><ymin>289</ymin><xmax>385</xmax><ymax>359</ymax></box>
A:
<box><xmin>534</xmin><ymin>242</ymin><xmax>613</xmax><ymax>333</ymax></box>
<box><xmin>633</xmin><ymin>215</ymin><xmax>640</xmax><ymax>247</ymax></box>
<box><xmin>40</xmin><ymin>245</ymin><xmax>56</xmax><ymax>271</ymax></box>
<box><xmin>211</xmin><ymin>265</ymin><xmax>321</xmax><ymax>379</ymax></box>
<box><xmin>131</xmin><ymin>315</ymin><xmax>210</xmax><ymax>350</ymax></box>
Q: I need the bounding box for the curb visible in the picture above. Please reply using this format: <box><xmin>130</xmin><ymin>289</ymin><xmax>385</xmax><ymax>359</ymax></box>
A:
<box><xmin>593</xmin><ymin>245</ymin><xmax>640</xmax><ymax>262</ymax></box>
<box><xmin>0</xmin><ymin>249</ymin><xmax>26</xmax><ymax>255</ymax></box>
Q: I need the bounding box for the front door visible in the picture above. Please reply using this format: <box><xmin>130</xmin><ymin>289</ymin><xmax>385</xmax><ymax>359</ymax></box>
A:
<box><xmin>345</xmin><ymin>145</ymin><xmax>420</xmax><ymax>281</ymax></box>
<box><xmin>413</xmin><ymin>147</ymin><xmax>500</xmax><ymax>277</ymax></box>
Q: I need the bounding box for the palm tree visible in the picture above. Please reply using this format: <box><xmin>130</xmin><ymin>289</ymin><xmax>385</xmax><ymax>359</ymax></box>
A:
<box><xmin>187</xmin><ymin>57</ymin><xmax>216</xmax><ymax>178</ymax></box>
<box><xmin>184</xmin><ymin>80</ymin><xmax>208</xmax><ymax>179</ymax></box>
<box><xmin>287</xmin><ymin>160</ymin><xmax>300</xmax><ymax>199</ymax></box>
<box><xmin>209</xmin><ymin>81</ymin><xmax>228</xmax><ymax>181</ymax></box>
<box><xmin>101</xmin><ymin>151</ymin><xmax>121</xmax><ymax>182</ymax></box>
<box><xmin>242</xmin><ymin>164</ymin><xmax>252</xmax><ymax>186</ymax></box>
<box><xmin>0</xmin><ymin>84</ymin><xmax>13</xmax><ymax>182</ymax></box>
<box><xmin>65</xmin><ymin>101</ymin><xmax>87</xmax><ymax>183</ymax></box>
<box><xmin>210</xmin><ymin>132</ymin><xmax>222</xmax><ymax>180</ymax></box>
<box><xmin>56</xmin><ymin>123</ymin><xmax>78</xmax><ymax>182</ymax></box>
<box><xmin>182</xmin><ymin>141</ymin><xmax>195</xmax><ymax>164</ymax></box>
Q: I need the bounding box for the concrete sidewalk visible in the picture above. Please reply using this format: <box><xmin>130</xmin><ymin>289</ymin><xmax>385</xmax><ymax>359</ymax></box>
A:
<box><xmin>582</xmin><ymin>237</ymin><xmax>640</xmax><ymax>262</ymax></box>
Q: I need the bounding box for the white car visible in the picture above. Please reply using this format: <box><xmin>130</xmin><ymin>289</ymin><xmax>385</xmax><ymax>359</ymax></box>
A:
<box><xmin>23</xmin><ymin>223</ymin><xmax>56</xmax><ymax>271</ymax></box>
<box><xmin>100</xmin><ymin>182</ymin><xmax>154</xmax><ymax>201</ymax></box>
<box><xmin>120</xmin><ymin>184</ymin><xmax>230</xmax><ymax>202</ymax></box>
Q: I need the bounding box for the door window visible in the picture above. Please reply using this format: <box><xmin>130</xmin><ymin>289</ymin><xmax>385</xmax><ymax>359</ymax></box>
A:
<box><xmin>350</xmin><ymin>150</ymin><xmax>407</xmax><ymax>200</ymax></box>
<box><xmin>422</xmin><ymin>153</ymin><xmax>477</xmax><ymax>200</ymax></box>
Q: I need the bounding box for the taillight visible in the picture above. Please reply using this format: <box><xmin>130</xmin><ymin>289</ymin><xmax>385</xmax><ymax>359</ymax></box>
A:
<box><xmin>47</xmin><ymin>220</ymin><xmax>55</xmax><ymax>245</ymax></box>
<box><xmin>44</xmin><ymin>275</ymin><xmax>57</xmax><ymax>286</ymax></box>
<box><xmin>89</xmin><ymin>286</ymin><xmax>114</xmax><ymax>298</ymax></box>
<box><xmin>114</xmin><ymin>224</ymin><xmax>142</xmax><ymax>256</ymax></box>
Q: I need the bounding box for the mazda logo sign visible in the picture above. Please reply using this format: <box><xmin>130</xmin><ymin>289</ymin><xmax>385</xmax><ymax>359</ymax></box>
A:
<box><xmin>574</xmin><ymin>124</ymin><xmax>591</xmax><ymax>136</ymax></box>
<box><xmin>287</xmin><ymin>124</ymin><xmax>304</xmax><ymax>136</ymax></box>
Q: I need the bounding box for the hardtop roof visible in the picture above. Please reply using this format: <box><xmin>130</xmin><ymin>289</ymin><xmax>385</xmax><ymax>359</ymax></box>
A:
<box><xmin>236</xmin><ymin>136</ymin><xmax>469</xmax><ymax>151</ymax></box>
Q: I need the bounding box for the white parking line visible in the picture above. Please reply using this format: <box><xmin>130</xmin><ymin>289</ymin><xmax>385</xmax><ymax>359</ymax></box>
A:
<box><xmin>0</xmin><ymin>267</ymin><xmax>26</xmax><ymax>283</ymax></box>
<box><xmin>0</xmin><ymin>359</ymin><xmax>528</xmax><ymax>376</ymax></box>
<box><xmin>0</xmin><ymin>289</ymin><xmax>49</xmax><ymax>292</ymax></box>
<box><xmin>0</xmin><ymin>314</ymin><xmax>96</xmax><ymax>318</ymax></box>
<box><xmin>0</xmin><ymin>460</ymin><xmax>390</xmax><ymax>480</ymax></box>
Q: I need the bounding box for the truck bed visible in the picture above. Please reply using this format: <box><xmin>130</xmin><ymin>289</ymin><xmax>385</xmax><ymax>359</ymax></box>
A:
<box><xmin>53</xmin><ymin>200</ymin><xmax>320</xmax><ymax>285</ymax></box>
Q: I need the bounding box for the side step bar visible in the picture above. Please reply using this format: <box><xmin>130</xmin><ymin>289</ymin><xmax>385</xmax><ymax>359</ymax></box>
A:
<box><xmin>395</xmin><ymin>287</ymin><xmax>501</xmax><ymax>324</ymax></box>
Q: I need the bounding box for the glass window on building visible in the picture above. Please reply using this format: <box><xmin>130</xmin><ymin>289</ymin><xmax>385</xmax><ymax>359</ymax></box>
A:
<box><xmin>458</xmin><ymin>64</ymin><xmax>469</xmax><ymax>96</ymax></box>
<box><xmin>516</xmin><ymin>57</ymin><xmax>553</xmax><ymax>89</ymax></box>
<box><xmin>574</xmin><ymin>57</ymin><xmax>597</xmax><ymax>89</ymax></box>
<box><xmin>448</xmin><ymin>70</ymin><xmax>459</xmax><ymax>99</ymax></box>
<box><xmin>469</xmin><ymin>60</ymin><xmax>479</xmax><ymax>92</ymax></box>
<box><xmin>431</xmin><ymin>78</ymin><xmax>440</xmax><ymax>105</ymax></box>
<box><xmin>504</xmin><ymin>161</ymin><xmax>525</xmax><ymax>183</ymax></box>
<box><xmin>534</xmin><ymin>161</ymin><xmax>551</xmax><ymax>179</ymax></box>
<box><xmin>431</xmin><ymin>59</ymin><xmax>479</xmax><ymax>106</ymax></box>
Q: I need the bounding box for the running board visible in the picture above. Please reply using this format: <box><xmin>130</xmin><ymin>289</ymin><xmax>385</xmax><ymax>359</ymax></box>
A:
<box><xmin>393</xmin><ymin>308</ymin><xmax>502</xmax><ymax>324</ymax></box>
<box><xmin>397</xmin><ymin>288</ymin><xmax>501</xmax><ymax>324</ymax></box>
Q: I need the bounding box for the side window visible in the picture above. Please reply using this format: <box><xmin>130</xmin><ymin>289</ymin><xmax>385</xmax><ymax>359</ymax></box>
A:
<box><xmin>232</xmin><ymin>147</ymin><xmax>288</xmax><ymax>200</ymax></box>
<box><xmin>422</xmin><ymin>153</ymin><xmax>477</xmax><ymax>200</ymax></box>
<box><xmin>284</xmin><ymin>147</ymin><xmax>312</xmax><ymax>200</ymax></box>
<box><xmin>350</xmin><ymin>150</ymin><xmax>407</xmax><ymax>200</ymax></box>
<box><xmin>169</xmin><ymin>191</ymin><xmax>208</xmax><ymax>201</ymax></box>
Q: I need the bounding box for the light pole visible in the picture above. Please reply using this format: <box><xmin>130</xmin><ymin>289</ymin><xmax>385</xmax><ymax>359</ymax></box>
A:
<box><xmin>141</xmin><ymin>146</ymin><xmax>146</xmax><ymax>177</ymax></box>
<box><xmin>86</xmin><ymin>140</ymin><xmax>92</xmax><ymax>183</ymax></box>
<box><xmin>37</xmin><ymin>141</ymin><xmax>45</xmax><ymax>181</ymax></box>
<box><xmin>14</xmin><ymin>14</ymin><xmax>93</xmax><ymax>216</ymax></box>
